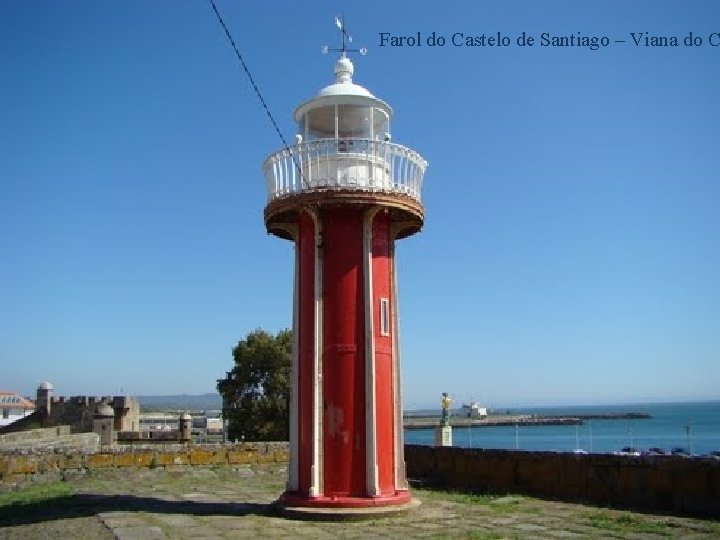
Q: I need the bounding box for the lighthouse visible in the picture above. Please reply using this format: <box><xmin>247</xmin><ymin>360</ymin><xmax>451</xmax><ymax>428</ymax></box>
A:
<box><xmin>263</xmin><ymin>29</ymin><xmax>427</xmax><ymax>512</ymax></box>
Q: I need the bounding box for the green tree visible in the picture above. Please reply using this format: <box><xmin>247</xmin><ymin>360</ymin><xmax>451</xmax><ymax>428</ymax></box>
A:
<box><xmin>217</xmin><ymin>329</ymin><xmax>291</xmax><ymax>441</ymax></box>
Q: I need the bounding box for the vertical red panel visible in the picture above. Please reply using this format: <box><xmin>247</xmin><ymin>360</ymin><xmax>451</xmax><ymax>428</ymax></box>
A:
<box><xmin>322</xmin><ymin>207</ymin><xmax>366</xmax><ymax>497</ymax></box>
<box><xmin>289</xmin><ymin>205</ymin><xmax>409</xmax><ymax>506</ymax></box>
<box><xmin>372</xmin><ymin>211</ymin><xmax>395</xmax><ymax>494</ymax></box>
<box><xmin>297</xmin><ymin>211</ymin><xmax>315</xmax><ymax>496</ymax></box>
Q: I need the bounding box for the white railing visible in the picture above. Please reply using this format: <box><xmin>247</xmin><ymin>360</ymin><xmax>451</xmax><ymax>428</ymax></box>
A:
<box><xmin>263</xmin><ymin>139</ymin><xmax>427</xmax><ymax>203</ymax></box>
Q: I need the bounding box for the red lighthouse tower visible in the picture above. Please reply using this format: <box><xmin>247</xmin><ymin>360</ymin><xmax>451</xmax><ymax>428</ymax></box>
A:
<box><xmin>263</xmin><ymin>41</ymin><xmax>427</xmax><ymax>512</ymax></box>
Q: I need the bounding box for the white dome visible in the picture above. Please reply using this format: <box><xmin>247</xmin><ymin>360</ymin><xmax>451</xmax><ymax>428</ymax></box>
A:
<box><xmin>317</xmin><ymin>81</ymin><xmax>373</xmax><ymax>98</ymax></box>
<box><xmin>316</xmin><ymin>55</ymin><xmax>374</xmax><ymax>98</ymax></box>
<box><xmin>38</xmin><ymin>381</ymin><xmax>53</xmax><ymax>390</ymax></box>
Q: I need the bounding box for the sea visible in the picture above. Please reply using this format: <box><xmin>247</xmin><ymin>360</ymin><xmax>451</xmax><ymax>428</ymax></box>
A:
<box><xmin>404</xmin><ymin>401</ymin><xmax>720</xmax><ymax>456</ymax></box>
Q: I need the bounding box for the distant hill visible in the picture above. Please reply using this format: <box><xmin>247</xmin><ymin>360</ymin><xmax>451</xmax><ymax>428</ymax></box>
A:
<box><xmin>136</xmin><ymin>393</ymin><xmax>222</xmax><ymax>412</ymax></box>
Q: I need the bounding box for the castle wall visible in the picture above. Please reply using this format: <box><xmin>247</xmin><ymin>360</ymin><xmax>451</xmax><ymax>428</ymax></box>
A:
<box><xmin>404</xmin><ymin>444</ymin><xmax>720</xmax><ymax>519</ymax></box>
<box><xmin>46</xmin><ymin>395</ymin><xmax>140</xmax><ymax>434</ymax></box>
<box><xmin>0</xmin><ymin>442</ymin><xmax>289</xmax><ymax>484</ymax></box>
<box><xmin>0</xmin><ymin>425</ymin><xmax>99</xmax><ymax>453</ymax></box>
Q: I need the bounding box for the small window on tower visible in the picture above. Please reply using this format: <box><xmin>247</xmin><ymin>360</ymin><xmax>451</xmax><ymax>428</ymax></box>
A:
<box><xmin>380</xmin><ymin>298</ymin><xmax>390</xmax><ymax>336</ymax></box>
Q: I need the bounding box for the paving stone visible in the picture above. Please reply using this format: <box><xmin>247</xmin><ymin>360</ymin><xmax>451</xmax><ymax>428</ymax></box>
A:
<box><xmin>568</xmin><ymin>525</ymin><xmax>608</xmax><ymax>536</ymax></box>
<box><xmin>190</xmin><ymin>469</ymin><xmax>218</xmax><ymax>479</ymax></box>
<box><xmin>179</xmin><ymin>492</ymin><xmax>224</xmax><ymax>502</ymax></box>
<box><xmin>175</xmin><ymin>525</ymin><xmax>224</xmax><ymax>538</ymax></box>
<box><xmin>113</xmin><ymin>525</ymin><xmax>167</xmax><ymax>540</ymax></box>
<box><xmin>98</xmin><ymin>513</ymin><xmax>153</xmax><ymax>529</ymax></box>
<box><xmin>622</xmin><ymin>534</ymin><xmax>669</xmax><ymax>540</ymax></box>
<box><xmin>218</xmin><ymin>532</ymin><xmax>269</xmax><ymax>539</ymax></box>
<box><xmin>489</xmin><ymin>517</ymin><xmax>518</xmax><ymax>526</ymax></box>
<box><xmin>148</xmin><ymin>513</ymin><xmax>201</xmax><ymax>527</ymax></box>
<box><xmin>546</xmin><ymin>531</ymin><xmax>586</xmax><ymax>539</ymax></box>
<box><xmin>490</xmin><ymin>496</ymin><xmax>524</xmax><ymax>505</ymax></box>
<box><xmin>514</xmin><ymin>523</ymin><xmax>548</xmax><ymax>532</ymax></box>
<box><xmin>97</xmin><ymin>511</ymin><xmax>141</xmax><ymax>520</ymax></box>
<box><xmin>198</xmin><ymin>515</ymin><xmax>246</xmax><ymax>527</ymax></box>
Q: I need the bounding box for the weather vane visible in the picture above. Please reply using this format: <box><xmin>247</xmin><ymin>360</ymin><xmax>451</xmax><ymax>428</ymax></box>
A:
<box><xmin>322</xmin><ymin>15</ymin><xmax>368</xmax><ymax>57</ymax></box>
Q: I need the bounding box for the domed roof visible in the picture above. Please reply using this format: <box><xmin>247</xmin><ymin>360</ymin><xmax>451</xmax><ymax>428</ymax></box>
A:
<box><xmin>294</xmin><ymin>54</ymin><xmax>392</xmax><ymax>124</ymax></box>
<box><xmin>95</xmin><ymin>403</ymin><xmax>115</xmax><ymax>417</ymax></box>
<box><xmin>38</xmin><ymin>381</ymin><xmax>53</xmax><ymax>390</ymax></box>
<box><xmin>316</xmin><ymin>56</ymin><xmax>374</xmax><ymax>98</ymax></box>
<box><xmin>180</xmin><ymin>412</ymin><xmax>192</xmax><ymax>421</ymax></box>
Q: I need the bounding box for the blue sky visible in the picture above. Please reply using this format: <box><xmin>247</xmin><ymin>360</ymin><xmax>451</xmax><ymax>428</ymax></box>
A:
<box><xmin>1</xmin><ymin>1</ymin><xmax>718</xmax><ymax>408</ymax></box>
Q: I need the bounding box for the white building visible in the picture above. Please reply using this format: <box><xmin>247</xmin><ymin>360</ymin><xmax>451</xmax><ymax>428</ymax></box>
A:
<box><xmin>462</xmin><ymin>401</ymin><xmax>488</xmax><ymax>419</ymax></box>
<box><xmin>0</xmin><ymin>392</ymin><xmax>35</xmax><ymax>427</ymax></box>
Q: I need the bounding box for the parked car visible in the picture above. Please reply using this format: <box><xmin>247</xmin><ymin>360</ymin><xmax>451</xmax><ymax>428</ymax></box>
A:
<box><xmin>670</xmin><ymin>447</ymin><xmax>690</xmax><ymax>457</ymax></box>
<box><xmin>643</xmin><ymin>447</ymin><xmax>668</xmax><ymax>456</ymax></box>
<box><xmin>616</xmin><ymin>447</ymin><xmax>641</xmax><ymax>456</ymax></box>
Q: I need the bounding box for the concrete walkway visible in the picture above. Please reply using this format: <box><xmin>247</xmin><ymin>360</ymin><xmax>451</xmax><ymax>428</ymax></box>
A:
<box><xmin>1</xmin><ymin>463</ymin><xmax>718</xmax><ymax>539</ymax></box>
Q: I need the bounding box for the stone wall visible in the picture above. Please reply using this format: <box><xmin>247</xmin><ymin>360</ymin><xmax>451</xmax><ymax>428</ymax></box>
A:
<box><xmin>0</xmin><ymin>426</ymin><xmax>99</xmax><ymax>453</ymax></box>
<box><xmin>0</xmin><ymin>442</ymin><xmax>289</xmax><ymax>485</ymax></box>
<box><xmin>4</xmin><ymin>442</ymin><xmax>718</xmax><ymax>518</ymax></box>
<box><xmin>405</xmin><ymin>445</ymin><xmax>720</xmax><ymax>518</ymax></box>
<box><xmin>0</xmin><ymin>425</ymin><xmax>70</xmax><ymax>445</ymax></box>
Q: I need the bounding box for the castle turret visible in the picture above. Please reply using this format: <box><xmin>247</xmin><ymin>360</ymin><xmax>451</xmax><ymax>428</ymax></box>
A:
<box><xmin>179</xmin><ymin>412</ymin><xmax>192</xmax><ymax>443</ymax></box>
<box><xmin>36</xmin><ymin>381</ymin><xmax>53</xmax><ymax>416</ymax></box>
<box><xmin>93</xmin><ymin>403</ymin><xmax>115</xmax><ymax>446</ymax></box>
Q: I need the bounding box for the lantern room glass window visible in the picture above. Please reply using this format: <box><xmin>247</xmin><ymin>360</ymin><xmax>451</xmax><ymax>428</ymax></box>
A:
<box><xmin>374</xmin><ymin>109</ymin><xmax>390</xmax><ymax>140</ymax></box>
<box><xmin>304</xmin><ymin>106</ymin><xmax>336</xmax><ymax>139</ymax></box>
<box><xmin>300</xmin><ymin>105</ymin><xmax>390</xmax><ymax>141</ymax></box>
<box><xmin>337</xmin><ymin>105</ymin><xmax>372</xmax><ymax>138</ymax></box>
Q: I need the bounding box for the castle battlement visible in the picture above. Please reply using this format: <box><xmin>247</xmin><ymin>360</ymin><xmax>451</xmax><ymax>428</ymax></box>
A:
<box><xmin>49</xmin><ymin>395</ymin><xmax>138</xmax><ymax>408</ymax></box>
<box><xmin>38</xmin><ymin>385</ymin><xmax>139</xmax><ymax>434</ymax></box>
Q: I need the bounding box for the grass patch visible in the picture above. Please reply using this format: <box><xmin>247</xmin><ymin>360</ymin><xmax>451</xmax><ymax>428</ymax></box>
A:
<box><xmin>463</xmin><ymin>531</ymin><xmax>504</xmax><ymax>540</ymax></box>
<box><xmin>584</xmin><ymin>510</ymin><xmax>672</xmax><ymax>535</ymax></box>
<box><xmin>0</xmin><ymin>482</ymin><xmax>74</xmax><ymax>507</ymax></box>
<box><xmin>413</xmin><ymin>488</ymin><xmax>501</xmax><ymax>505</ymax></box>
<box><xmin>414</xmin><ymin>488</ymin><xmax>528</xmax><ymax>517</ymax></box>
<box><xmin>427</xmin><ymin>532</ymin><xmax>504</xmax><ymax>540</ymax></box>
<box><xmin>0</xmin><ymin>481</ymin><xmax>86</xmax><ymax>526</ymax></box>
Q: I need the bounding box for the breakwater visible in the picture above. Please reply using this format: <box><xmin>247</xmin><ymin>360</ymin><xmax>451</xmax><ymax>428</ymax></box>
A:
<box><xmin>574</xmin><ymin>412</ymin><xmax>651</xmax><ymax>420</ymax></box>
<box><xmin>403</xmin><ymin>412</ymin><xmax>651</xmax><ymax>430</ymax></box>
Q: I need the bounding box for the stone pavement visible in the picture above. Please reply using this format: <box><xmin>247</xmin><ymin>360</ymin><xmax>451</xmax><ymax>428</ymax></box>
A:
<box><xmin>1</xmin><ymin>463</ymin><xmax>719</xmax><ymax>539</ymax></box>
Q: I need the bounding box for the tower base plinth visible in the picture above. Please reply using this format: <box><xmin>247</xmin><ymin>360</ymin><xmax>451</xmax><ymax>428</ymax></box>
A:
<box><xmin>277</xmin><ymin>490</ymin><xmax>419</xmax><ymax>520</ymax></box>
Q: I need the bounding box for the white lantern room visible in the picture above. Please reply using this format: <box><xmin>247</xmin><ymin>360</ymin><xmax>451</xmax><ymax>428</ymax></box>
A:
<box><xmin>263</xmin><ymin>54</ymin><xmax>427</xmax><ymax>204</ymax></box>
